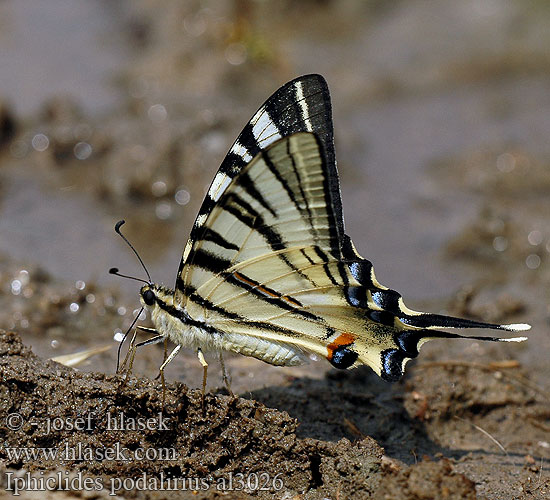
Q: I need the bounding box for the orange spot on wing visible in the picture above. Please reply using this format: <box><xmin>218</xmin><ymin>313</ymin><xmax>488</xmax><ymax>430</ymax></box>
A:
<box><xmin>257</xmin><ymin>286</ymin><xmax>278</xmax><ymax>298</ymax></box>
<box><xmin>233</xmin><ymin>272</ymin><xmax>257</xmax><ymax>287</ymax></box>
<box><xmin>326</xmin><ymin>332</ymin><xmax>356</xmax><ymax>361</ymax></box>
<box><xmin>282</xmin><ymin>295</ymin><xmax>302</xmax><ymax>307</ymax></box>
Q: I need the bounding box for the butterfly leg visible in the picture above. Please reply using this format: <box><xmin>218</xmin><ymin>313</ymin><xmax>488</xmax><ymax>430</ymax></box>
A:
<box><xmin>117</xmin><ymin>331</ymin><xmax>141</xmax><ymax>393</ymax></box>
<box><xmin>133</xmin><ymin>334</ymin><xmax>164</xmax><ymax>377</ymax></box>
<box><xmin>119</xmin><ymin>326</ymin><xmax>159</xmax><ymax>374</ymax></box>
<box><xmin>120</xmin><ymin>333</ymin><xmax>165</xmax><ymax>392</ymax></box>
<box><xmin>118</xmin><ymin>330</ymin><xmax>138</xmax><ymax>375</ymax></box>
<box><xmin>157</xmin><ymin>344</ymin><xmax>181</xmax><ymax>406</ymax></box>
<box><xmin>136</xmin><ymin>334</ymin><xmax>165</xmax><ymax>348</ymax></box>
<box><xmin>197</xmin><ymin>348</ymin><xmax>208</xmax><ymax>410</ymax></box>
<box><xmin>218</xmin><ymin>351</ymin><xmax>234</xmax><ymax>397</ymax></box>
<box><xmin>153</xmin><ymin>338</ymin><xmax>169</xmax><ymax>381</ymax></box>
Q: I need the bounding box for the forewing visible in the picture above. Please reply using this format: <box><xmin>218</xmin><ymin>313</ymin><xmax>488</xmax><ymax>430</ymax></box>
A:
<box><xmin>180</xmin><ymin>132</ymin><xmax>365</xmax><ymax>365</ymax></box>
<box><xmin>175</xmin><ymin>74</ymin><xmax>343</xmax><ymax>304</ymax></box>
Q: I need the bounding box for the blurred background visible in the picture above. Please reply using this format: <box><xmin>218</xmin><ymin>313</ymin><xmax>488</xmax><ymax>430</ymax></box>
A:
<box><xmin>0</xmin><ymin>0</ymin><xmax>548</xmax><ymax>389</ymax></box>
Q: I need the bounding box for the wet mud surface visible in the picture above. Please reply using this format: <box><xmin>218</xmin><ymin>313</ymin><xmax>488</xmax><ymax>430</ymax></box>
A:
<box><xmin>1</xmin><ymin>0</ymin><xmax>550</xmax><ymax>498</ymax></box>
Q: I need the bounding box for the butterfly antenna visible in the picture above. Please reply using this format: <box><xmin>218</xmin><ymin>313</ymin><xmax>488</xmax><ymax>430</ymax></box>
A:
<box><xmin>109</xmin><ymin>268</ymin><xmax>149</xmax><ymax>285</ymax></box>
<box><xmin>112</xmin><ymin>220</ymin><xmax>152</xmax><ymax>283</ymax></box>
<box><xmin>116</xmin><ymin>306</ymin><xmax>144</xmax><ymax>371</ymax></box>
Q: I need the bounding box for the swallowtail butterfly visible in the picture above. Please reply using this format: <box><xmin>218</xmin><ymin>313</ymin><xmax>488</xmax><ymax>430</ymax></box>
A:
<box><xmin>115</xmin><ymin>74</ymin><xmax>529</xmax><ymax>386</ymax></box>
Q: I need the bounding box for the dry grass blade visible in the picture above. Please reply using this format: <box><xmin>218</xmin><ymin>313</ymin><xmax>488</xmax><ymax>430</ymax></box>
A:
<box><xmin>454</xmin><ymin>415</ymin><xmax>507</xmax><ymax>455</ymax></box>
<box><xmin>50</xmin><ymin>344</ymin><xmax>111</xmax><ymax>367</ymax></box>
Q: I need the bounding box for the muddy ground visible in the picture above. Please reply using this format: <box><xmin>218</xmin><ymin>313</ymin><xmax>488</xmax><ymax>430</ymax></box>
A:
<box><xmin>1</xmin><ymin>1</ymin><xmax>550</xmax><ymax>498</ymax></box>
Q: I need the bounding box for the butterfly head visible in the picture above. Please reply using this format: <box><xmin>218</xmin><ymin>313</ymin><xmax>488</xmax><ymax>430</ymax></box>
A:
<box><xmin>140</xmin><ymin>285</ymin><xmax>156</xmax><ymax>307</ymax></box>
<box><xmin>139</xmin><ymin>283</ymin><xmax>175</xmax><ymax>312</ymax></box>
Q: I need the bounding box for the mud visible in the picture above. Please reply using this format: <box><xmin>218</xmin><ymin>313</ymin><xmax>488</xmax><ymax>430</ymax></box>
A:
<box><xmin>1</xmin><ymin>1</ymin><xmax>550</xmax><ymax>498</ymax></box>
<box><xmin>1</xmin><ymin>330</ymin><xmax>480</xmax><ymax>499</ymax></box>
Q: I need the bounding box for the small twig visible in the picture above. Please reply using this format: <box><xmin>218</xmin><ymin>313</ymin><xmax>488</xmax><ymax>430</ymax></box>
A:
<box><xmin>454</xmin><ymin>415</ymin><xmax>507</xmax><ymax>456</ymax></box>
<box><xmin>343</xmin><ymin>417</ymin><xmax>366</xmax><ymax>439</ymax></box>
<box><xmin>533</xmin><ymin>457</ymin><xmax>544</xmax><ymax>491</ymax></box>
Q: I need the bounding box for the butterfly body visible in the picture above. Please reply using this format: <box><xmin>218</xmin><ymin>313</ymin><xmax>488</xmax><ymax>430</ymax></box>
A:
<box><xmin>141</xmin><ymin>283</ymin><xmax>308</xmax><ymax>367</ymax></box>
<box><xmin>130</xmin><ymin>75</ymin><xmax>528</xmax><ymax>384</ymax></box>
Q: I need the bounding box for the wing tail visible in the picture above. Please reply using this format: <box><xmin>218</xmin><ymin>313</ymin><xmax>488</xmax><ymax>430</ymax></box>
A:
<box><xmin>376</xmin><ymin>325</ymin><xmax>528</xmax><ymax>383</ymax></box>
<box><xmin>398</xmin><ymin>311</ymin><xmax>530</xmax><ymax>336</ymax></box>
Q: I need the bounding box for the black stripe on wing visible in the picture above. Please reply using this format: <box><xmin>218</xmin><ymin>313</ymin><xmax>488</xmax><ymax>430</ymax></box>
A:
<box><xmin>201</xmin><ymin>227</ymin><xmax>240</xmax><ymax>251</ymax></box>
<box><xmin>261</xmin><ymin>149</ymin><xmax>302</xmax><ymax>218</ymax></box>
<box><xmin>222</xmin><ymin>192</ymin><xmax>286</xmax><ymax>251</ymax></box>
<box><xmin>227</xmin><ymin>271</ymin><xmax>321</xmax><ymax>322</ymax></box>
<box><xmin>192</xmin><ymin>248</ymin><xmax>233</xmax><ymax>275</ymax></box>
<box><xmin>238</xmin><ymin>171</ymin><xmax>277</xmax><ymax>218</ymax></box>
<box><xmin>184</xmin><ymin>286</ymin><xmax>313</xmax><ymax>340</ymax></box>
<box><xmin>312</xmin><ymin>247</ymin><xmax>340</xmax><ymax>287</ymax></box>
<box><xmin>155</xmin><ymin>289</ymin><xmax>303</xmax><ymax>339</ymax></box>
<box><xmin>190</xmin><ymin>246</ymin><xmax>321</xmax><ymax>322</ymax></box>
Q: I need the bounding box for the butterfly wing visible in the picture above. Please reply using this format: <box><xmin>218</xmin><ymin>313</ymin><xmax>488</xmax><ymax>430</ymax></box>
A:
<box><xmin>177</xmin><ymin>132</ymin><xmax>528</xmax><ymax>381</ymax></box>
<box><xmin>175</xmin><ymin>74</ymin><xmax>343</xmax><ymax>304</ymax></box>
<box><xmin>173</xmin><ymin>75</ymin><xmax>528</xmax><ymax>382</ymax></box>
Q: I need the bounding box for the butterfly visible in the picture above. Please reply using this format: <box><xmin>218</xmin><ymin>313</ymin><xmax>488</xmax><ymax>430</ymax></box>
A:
<box><xmin>112</xmin><ymin>74</ymin><xmax>529</xmax><ymax>394</ymax></box>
